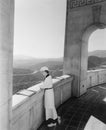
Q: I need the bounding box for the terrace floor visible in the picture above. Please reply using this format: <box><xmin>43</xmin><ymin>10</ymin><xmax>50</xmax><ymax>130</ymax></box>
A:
<box><xmin>38</xmin><ymin>84</ymin><xmax>106</xmax><ymax>130</ymax></box>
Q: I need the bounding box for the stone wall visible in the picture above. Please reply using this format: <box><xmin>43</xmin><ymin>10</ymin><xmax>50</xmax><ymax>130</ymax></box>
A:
<box><xmin>12</xmin><ymin>75</ymin><xmax>73</xmax><ymax>130</ymax></box>
<box><xmin>64</xmin><ymin>0</ymin><xmax>106</xmax><ymax>97</ymax></box>
<box><xmin>11</xmin><ymin>69</ymin><xmax>106</xmax><ymax>130</ymax></box>
<box><xmin>87</xmin><ymin>69</ymin><xmax>106</xmax><ymax>88</ymax></box>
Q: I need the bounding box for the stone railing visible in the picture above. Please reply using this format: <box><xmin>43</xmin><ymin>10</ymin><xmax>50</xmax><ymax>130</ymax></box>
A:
<box><xmin>12</xmin><ymin>75</ymin><xmax>73</xmax><ymax>130</ymax></box>
<box><xmin>12</xmin><ymin>69</ymin><xmax>106</xmax><ymax>130</ymax></box>
<box><xmin>87</xmin><ymin>69</ymin><xmax>106</xmax><ymax>89</ymax></box>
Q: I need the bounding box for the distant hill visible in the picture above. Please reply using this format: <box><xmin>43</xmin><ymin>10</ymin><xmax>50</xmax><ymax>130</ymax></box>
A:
<box><xmin>13</xmin><ymin>56</ymin><xmax>63</xmax><ymax>74</ymax></box>
<box><xmin>88</xmin><ymin>50</ymin><xmax>106</xmax><ymax>69</ymax></box>
<box><xmin>13</xmin><ymin>56</ymin><xmax>63</xmax><ymax>94</ymax></box>
<box><xmin>13</xmin><ymin>56</ymin><xmax>48</xmax><ymax>70</ymax></box>
<box><xmin>14</xmin><ymin>50</ymin><xmax>106</xmax><ymax>72</ymax></box>
<box><xmin>88</xmin><ymin>56</ymin><xmax>102</xmax><ymax>69</ymax></box>
<box><xmin>88</xmin><ymin>56</ymin><xmax>106</xmax><ymax>69</ymax></box>
<box><xmin>13</xmin><ymin>51</ymin><xmax>106</xmax><ymax>94</ymax></box>
<box><xmin>88</xmin><ymin>50</ymin><xmax>106</xmax><ymax>57</ymax></box>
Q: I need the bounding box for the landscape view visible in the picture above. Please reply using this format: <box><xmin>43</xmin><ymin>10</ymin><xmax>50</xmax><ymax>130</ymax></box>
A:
<box><xmin>13</xmin><ymin>50</ymin><xmax>106</xmax><ymax>94</ymax></box>
<box><xmin>13</xmin><ymin>1</ymin><xmax>106</xmax><ymax>95</ymax></box>
<box><xmin>13</xmin><ymin>56</ymin><xmax>63</xmax><ymax>94</ymax></box>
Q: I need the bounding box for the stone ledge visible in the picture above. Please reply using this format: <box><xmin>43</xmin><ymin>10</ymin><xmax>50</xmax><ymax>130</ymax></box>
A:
<box><xmin>12</xmin><ymin>75</ymin><xmax>72</xmax><ymax>109</ymax></box>
<box><xmin>12</xmin><ymin>75</ymin><xmax>73</xmax><ymax>130</ymax></box>
<box><xmin>87</xmin><ymin>69</ymin><xmax>106</xmax><ymax>89</ymax></box>
<box><xmin>87</xmin><ymin>69</ymin><xmax>106</xmax><ymax>73</ymax></box>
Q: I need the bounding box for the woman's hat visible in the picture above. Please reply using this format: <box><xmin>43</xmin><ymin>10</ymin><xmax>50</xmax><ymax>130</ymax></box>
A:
<box><xmin>40</xmin><ymin>66</ymin><xmax>49</xmax><ymax>72</ymax></box>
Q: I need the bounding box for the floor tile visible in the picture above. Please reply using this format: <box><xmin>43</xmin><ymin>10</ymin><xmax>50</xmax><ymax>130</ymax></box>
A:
<box><xmin>38</xmin><ymin>84</ymin><xmax>106</xmax><ymax>130</ymax></box>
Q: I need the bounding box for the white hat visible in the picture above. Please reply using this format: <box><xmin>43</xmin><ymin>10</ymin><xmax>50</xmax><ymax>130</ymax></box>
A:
<box><xmin>40</xmin><ymin>66</ymin><xmax>49</xmax><ymax>72</ymax></box>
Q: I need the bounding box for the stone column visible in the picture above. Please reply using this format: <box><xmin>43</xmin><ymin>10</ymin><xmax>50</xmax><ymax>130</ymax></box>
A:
<box><xmin>63</xmin><ymin>2</ymin><xmax>88</xmax><ymax>97</ymax></box>
<box><xmin>63</xmin><ymin>24</ymin><xmax>87</xmax><ymax>97</ymax></box>
<box><xmin>0</xmin><ymin>0</ymin><xmax>14</xmax><ymax>130</ymax></box>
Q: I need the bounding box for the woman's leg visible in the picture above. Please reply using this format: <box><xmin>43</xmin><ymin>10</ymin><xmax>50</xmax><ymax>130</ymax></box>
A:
<box><xmin>52</xmin><ymin>108</ymin><xmax>61</xmax><ymax>124</ymax></box>
<box><xmin>52</xmin><ymin>107</ymin><xmax>58</xmax><ymax>120</ymax></box>
<box><xmin>45</xmin><ymin>108</ymin><xmax>52</xmax><ymax>120</ymax></box>
<box><xmin>45</xmin><ymin>108</ymin><xmax>57</xmax><ymax>127</ymax></box>
<box><xmin>45</xmin><ymin>108</ymin><xmax>61</xmax><ymax>127</ymax></box>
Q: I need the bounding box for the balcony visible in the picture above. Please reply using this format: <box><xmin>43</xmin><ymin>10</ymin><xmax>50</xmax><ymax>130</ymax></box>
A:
<box><xmin>12</xmin><ymin>69</ymin><xmax>106</xmax><ymax>130</ymax></box>
<box><xmin>39</xmin><ymin>84</ymin><xmax>106</xmax><ymax>130</ymax></box>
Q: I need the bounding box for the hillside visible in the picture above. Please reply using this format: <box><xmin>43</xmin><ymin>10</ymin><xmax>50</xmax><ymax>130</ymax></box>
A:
<box><xmin>88</xmin><ymin>50</ymin><xmax>106</xmax><ymax>57</ymax></box>
<box><xmin>13</xmin><ymin>56</ymin><xmax>63</xmax><ymax>94</ymax></box>
<box><xmin>88</xmin><ymin>56</ymin><xmax>102</xmax><ymax>69</ymax></box>
<box><xmin>88</xmin><ymin>56</ymin><xmax>106</xmax><ymax>69</ymax></box>
<box><xmin>13</xmin><ymin>51</ymin><xmax>106</xmax><ymax>94</ymax></box>
<box><xmin>88</xmin><ymin>50</ymin><xmax>106</xmax><ymax>69</ymax></box>
<box><xmin>13</xmin><ymin>56</ymin><xmax>48</xmax><ymax>71</ymax></box>
<box><xmin>13</xmin><ymin>56</ymin><xmax>63</xmax><ymax>74</ymax></box>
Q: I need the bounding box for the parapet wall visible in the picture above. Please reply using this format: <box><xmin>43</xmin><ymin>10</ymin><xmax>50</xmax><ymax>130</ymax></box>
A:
<box><xmin>12</xmin><ymin>75</ymin><xmax>73</xmax><ymax>130</ymax></box>
<box><xmin>12</xmin><ymin>69</ymin><xmax>106</xmax><ymax>130</ymax></box>
<box><xmin>87</xmin><ymin>69</ymin><xmax>106</xmax><ymax>88</ymax></box>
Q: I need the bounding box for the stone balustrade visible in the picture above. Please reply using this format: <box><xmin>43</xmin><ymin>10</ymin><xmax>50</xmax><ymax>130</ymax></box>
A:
<box><xmin>87</xmin><ymin>69</ymin><xmax>106</xmax><ymax>88</ymax></box>
<box><xmin>12</xmin><ymin>75</ymin><xmax>73</xmax><ymax>130</ymax></box>
<box><xmin>11</xmin><ymin>69</ymin><xmax>106</xmax><ymax>130</ymax></box>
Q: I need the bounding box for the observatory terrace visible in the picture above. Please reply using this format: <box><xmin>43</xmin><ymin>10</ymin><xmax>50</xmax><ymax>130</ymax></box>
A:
<box><xmin>12</xmin><ymin>69</ymin><xmax>106</xmax><ymax>130</ymax></box>
<box><xmin>38</xmin><ymin>81</ymin><xmax>106</xmax><ymax>130</ymax></box>
<box><xmin>1</xmin><ymin>0</ymin><xmax>106</xmax><ymax>130</ymax></box>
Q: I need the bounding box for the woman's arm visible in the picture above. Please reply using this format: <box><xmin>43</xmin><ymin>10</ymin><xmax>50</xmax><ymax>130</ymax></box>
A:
<box><xmin>40</xmin><ymin>76</ymin><xmax>53</xmax><ymax>89</ymax></box>
<box><xmin>40</xmin><ymin>84</ymin><xmax>45</xmax><ymax>90</ymax></box>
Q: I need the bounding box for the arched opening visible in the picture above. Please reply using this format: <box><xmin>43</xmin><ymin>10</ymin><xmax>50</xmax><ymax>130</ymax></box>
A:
<box><xmin>82</xmin><ymin>24</ymin><xmax>106</xmax><ymax>72</ymax></box>
<box><xmin>88</xmin><ymin>29</ymin><xmax>106</xmax><ymax>70</ymax></box>
<box><xmin>79</xmin><ymin>24</ymin><xmax>106</xmax><ymax>95</ymax></box>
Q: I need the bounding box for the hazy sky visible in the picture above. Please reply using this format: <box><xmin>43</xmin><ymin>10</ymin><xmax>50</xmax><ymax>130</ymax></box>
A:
<box><xmin>14</xmin><ymin>0</ymin><xmax>66</xmax><ymax>58</ymax></box>
<box><xmin>14</xmin><ymin>0</ymin><xmax>106</xmax><ymax>58</ymax></box>
<box><xmin>88</xmin><ymin>29</ymin><xmax>106</xmax><ymax>52</ymax></box>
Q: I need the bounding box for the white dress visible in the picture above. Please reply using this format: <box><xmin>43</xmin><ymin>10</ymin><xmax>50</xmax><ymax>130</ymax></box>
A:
<box><xmin>41</xmin><ymin>75</ymin><xmax>58</xmax><ymax>120</ymax></box>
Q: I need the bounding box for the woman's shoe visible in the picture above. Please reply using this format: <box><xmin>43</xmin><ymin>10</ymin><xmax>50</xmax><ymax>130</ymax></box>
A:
<box><xmin>57</xmin><ymin>116</ymin><xmax>61</xmax><ymax>124</ymax></box>
<box><xmin>47</xmin><ymin>123</ymin><xmax>56</xmax><ymax>127</ymax></box>
<box><xmin>52</xmin><ymin>123</ymin><xmax>56</xmax><ymax>126</ymax></box>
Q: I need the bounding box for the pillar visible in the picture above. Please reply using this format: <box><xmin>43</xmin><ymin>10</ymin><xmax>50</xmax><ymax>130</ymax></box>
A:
<box><xmin>63</xmin><ymin>25</ymin><xmax>87</xmax><ymax>97</ymax></box>
<box><xmin>0</xmin><ymin>0</ymin><xmax>14</xmax><ymax>130</ymax></box>
<box><xmin>63</xmin><ymin>1</ymin><xmax>88</xmax><ymax>97</ymax></box>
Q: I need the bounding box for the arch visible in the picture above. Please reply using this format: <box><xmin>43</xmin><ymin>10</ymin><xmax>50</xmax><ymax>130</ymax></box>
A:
<box><xmin>82</xmin><ymin>23</ymin><xmax>106</xmax><ymax>45</ymax></box>
<box><xmin>81</xmin><ymin>23</ymin><xmax>106</xmax><ymax>72</ymax></box>
<box><xmin>63</xmin><ymin>2</ymin><xmax>106</xmax><ymax>97</ymax></box>
<box><xmin>79</xmin><ymin>23</ymin><xmax>106</xmax><ymax>95</ymax></box>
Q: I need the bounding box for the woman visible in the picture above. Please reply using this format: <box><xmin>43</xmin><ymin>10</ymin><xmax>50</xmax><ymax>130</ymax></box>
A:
<box><xmin>40</xmin><ymin>66</ymin><xmax>61</xmax><ymax>127</ymax></box>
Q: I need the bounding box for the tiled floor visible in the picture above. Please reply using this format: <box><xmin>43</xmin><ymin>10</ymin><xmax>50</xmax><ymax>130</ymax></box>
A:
<box><xmin>38</xmin><ymin>84</ymin><xmax>106</xmax><ymax>130</ymax></box>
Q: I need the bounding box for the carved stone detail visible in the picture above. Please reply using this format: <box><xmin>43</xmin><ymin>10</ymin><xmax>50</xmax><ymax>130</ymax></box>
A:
<box><xmin>69</xmin><ymin>0</ymin><xmax>105</xmax><ymax>9</ymax></box>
